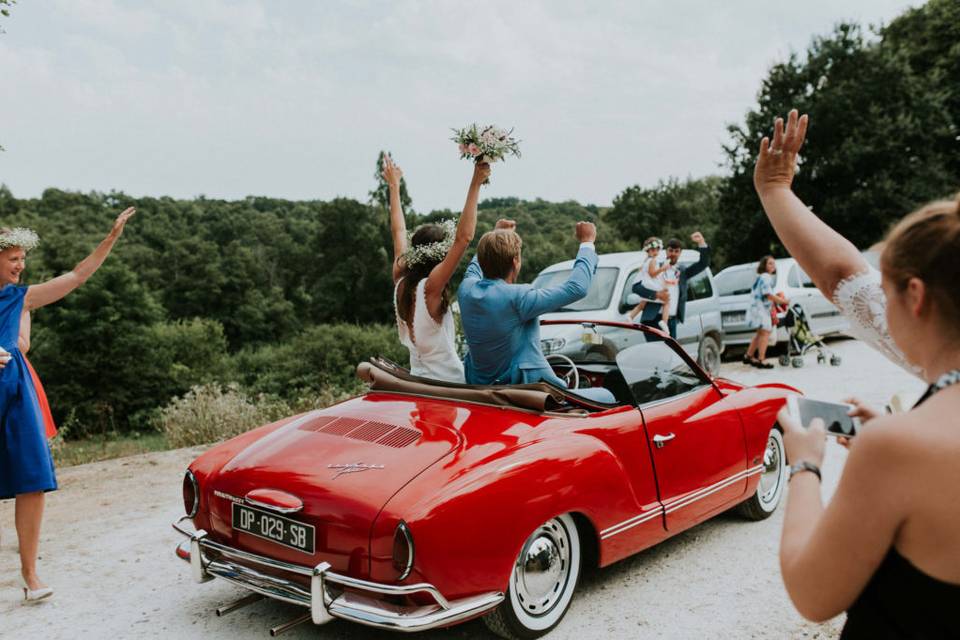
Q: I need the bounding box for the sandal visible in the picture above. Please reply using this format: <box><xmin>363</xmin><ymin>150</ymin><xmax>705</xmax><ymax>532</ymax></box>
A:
<box><xmin>755</xmin><ymin>360</ymin><xmax>774</xmax><ymax>369</ymax></box>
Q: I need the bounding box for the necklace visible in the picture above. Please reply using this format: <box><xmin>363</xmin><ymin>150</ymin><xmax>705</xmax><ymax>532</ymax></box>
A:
<box><xmin>917</xmin><ymin>369</ymin><xmax>960</xmax><ymax>406</ymax></box>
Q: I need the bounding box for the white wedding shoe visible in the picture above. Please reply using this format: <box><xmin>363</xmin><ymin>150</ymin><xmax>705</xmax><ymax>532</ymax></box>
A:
<box><xmin>22</xmin><ymin>581</ymin><xmax>53</xmax><ymax>603</ymax></box>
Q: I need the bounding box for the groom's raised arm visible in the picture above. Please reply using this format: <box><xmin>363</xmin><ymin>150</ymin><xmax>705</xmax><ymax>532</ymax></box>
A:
<box><xmin>516</xmin><ymin>222</ymin><xmax>598</xmax><ymax>322</ymax></box>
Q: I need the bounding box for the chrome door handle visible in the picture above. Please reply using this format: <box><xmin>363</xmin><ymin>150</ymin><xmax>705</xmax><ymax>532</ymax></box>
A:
<box><xmin>653</xmin><ymin>433</ymin><xmax>676</xmax><ymax>448</ymax></box>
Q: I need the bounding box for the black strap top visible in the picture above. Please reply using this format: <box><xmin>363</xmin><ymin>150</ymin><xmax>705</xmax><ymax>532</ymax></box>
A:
<box><xmin>841</xmin><ymin>369</ymin><xmax>960</xmax><ymax>639</ymax></box>
<box><xmin>842</xmin><ymin>548</ymin><xmax>960</xmax><ymax>639</ymax></box>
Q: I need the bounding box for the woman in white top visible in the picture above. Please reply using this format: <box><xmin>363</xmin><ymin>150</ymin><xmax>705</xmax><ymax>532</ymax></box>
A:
<box><xmin>384</xmin><ymin>156</ymin><xmax>490</xmax><ymax>383</ymax></box>
<box><xmin>754</xmin><ymin>109</ymin><xmax>960</xmax><ymax>635</ymax></box>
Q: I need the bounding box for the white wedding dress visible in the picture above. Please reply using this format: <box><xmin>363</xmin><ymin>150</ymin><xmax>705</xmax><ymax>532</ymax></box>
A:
<box><xmin>832</xmin><ymin>267</ymin><xmax>919</xmax><ymax>376</ymax></box>
<box><xmin>395</xmin><ymin>278</ymin><xmax>465</xmax><ymax>383</ymax></box>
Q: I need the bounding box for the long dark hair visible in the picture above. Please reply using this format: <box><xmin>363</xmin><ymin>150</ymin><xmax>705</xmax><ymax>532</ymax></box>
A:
<box><xmin>756</xmin><ymin>255</ymin><xmax>776</xmax><ymax>274</ymax></box>
<box><xmin>396</xmin><ymin>224</ymin><xmax>451</xmax><ymax>326</ymax></box>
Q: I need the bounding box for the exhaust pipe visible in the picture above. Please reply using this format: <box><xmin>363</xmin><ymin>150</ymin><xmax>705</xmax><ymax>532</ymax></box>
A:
<box><xmin>215</xmin><ymin>593</ymin><xmax>264</xmax><ymax>617</ymax></box>
<box><xmin>269</xmin><ymin>612</ymin><xmax>311</xmax><ymax>636</ymax></box>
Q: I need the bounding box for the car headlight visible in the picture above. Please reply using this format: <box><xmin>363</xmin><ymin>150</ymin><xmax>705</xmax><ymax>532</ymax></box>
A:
<box><xmin>183</xmin><ymin>470</ymin><xmax>199</xmax><ymax>518</ymax></box>
<box><xmin>392</xmin><ymin>521</ymin><xmax>414</xmax><ymax>581</ymax></box>
<box><xmin>541</xmin><ymin>337</ymin><xmax>566</xmax><ymax>355</ymax></box>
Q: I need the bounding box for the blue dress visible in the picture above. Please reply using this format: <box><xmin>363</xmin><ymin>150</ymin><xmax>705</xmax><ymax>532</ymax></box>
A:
<box><xmin>0</xmin><ymin>284</ymin><xmax>57</xmax><ymax>500</ymax></box>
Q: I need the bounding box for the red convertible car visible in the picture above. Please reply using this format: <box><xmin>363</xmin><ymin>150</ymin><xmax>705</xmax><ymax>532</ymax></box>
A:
<box><xmin>173</xmin><ymin>320</ymin><xmax>796</xmax><ymax>638</ymax></box>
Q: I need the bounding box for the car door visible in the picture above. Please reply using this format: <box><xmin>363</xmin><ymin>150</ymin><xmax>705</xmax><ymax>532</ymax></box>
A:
<box><xmin>616</xmin><ymin>340</ymin><xmax>748</xmax><ymax>533</ymax></box>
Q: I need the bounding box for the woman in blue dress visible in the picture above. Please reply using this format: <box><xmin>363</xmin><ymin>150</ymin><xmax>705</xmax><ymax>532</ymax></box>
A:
<box><xmin>0</xmin><ymin>207</ymin><xmax>135</xmax><ymax>602</ymax></box>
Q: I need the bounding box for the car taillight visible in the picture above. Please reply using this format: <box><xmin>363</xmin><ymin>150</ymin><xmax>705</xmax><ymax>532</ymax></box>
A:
<box><xmin>392</xmin><ymin>521</ymin><xmax>414</xmax><ymax>580</ymax></box>
<box><xmin>183</xmin><ymin>470</ymin><xmax>199</xmax><ymax>517</ymax></box>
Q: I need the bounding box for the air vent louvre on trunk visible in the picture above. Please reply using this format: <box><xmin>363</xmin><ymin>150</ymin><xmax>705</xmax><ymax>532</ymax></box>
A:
<box><xmin>301</xmin><ymin>416</ymin><xmax>422</xmax><ymax>448</ymax></box>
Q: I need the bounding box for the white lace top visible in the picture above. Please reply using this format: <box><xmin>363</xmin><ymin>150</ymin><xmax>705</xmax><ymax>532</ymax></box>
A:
<box><xmin>832</xmin><ymin>267</ymin><xmax>920</xmax><ymax>376</ymax></box>
<box><xmin>394</xmin><ymin>278</ymin><xmax>465</xmax><ymax>383</ymax></box>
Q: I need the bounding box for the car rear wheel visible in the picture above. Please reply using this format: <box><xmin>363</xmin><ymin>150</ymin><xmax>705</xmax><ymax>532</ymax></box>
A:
<box><xmin>737</xmin><ymin>428</ymin><xmax>786</xmax><ymax>521</ymax></box>
<box><xmin>483</xmin><ymin>514</ymin><xmax>582</xmax><ymax>640</ymax></box>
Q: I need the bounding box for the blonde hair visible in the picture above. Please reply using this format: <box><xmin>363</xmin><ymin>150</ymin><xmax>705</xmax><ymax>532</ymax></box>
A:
<box><xmin>477</xmin><ymin>229</ymin><xmax>522</xmax><ymax>279</ymax></box>
<box><xmin>881</xmin><ymin>192</ymin><xmax>960</xmax><ymax>329</ymax></box>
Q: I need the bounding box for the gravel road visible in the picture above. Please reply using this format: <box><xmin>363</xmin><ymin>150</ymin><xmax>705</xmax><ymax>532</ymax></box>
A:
<box><xmin>0</xmin><ymin>338</ymin><xmax>925</xmax><ymax>640</ymax></box>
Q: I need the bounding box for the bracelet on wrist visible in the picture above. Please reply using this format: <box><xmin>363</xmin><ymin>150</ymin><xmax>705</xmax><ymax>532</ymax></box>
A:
<box><xmin>788</xmin><ymin>461</ymin><xmax>821</xmax><ymax>482</ymax></box>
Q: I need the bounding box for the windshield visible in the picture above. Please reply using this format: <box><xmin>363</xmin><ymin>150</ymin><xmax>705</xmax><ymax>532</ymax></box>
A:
<box><xmin>539</xmin><ymin>321</ymin><xmax>709</xmax><ymax>405</ymax></box>
<box><xmin>531</xmin><ymin>267</ymin><xmax>619</xmax><ymax>312</ymax></box>
<box><xmin>714</xmin><ymin>267</ymin><xmax>756</xmax><ymax>296</ymax></box>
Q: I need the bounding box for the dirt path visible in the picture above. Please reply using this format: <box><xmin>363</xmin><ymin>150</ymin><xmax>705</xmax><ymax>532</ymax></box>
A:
<box><xmin>0</xmin><ymin>338</ymin><xmax>924</xmax><ymax>639</ymax></box>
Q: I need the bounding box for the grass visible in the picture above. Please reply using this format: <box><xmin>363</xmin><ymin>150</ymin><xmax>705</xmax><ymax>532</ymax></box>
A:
<box><xmin>52</xmin><ymin>432</ymin><xmax>171</xmax><ymax>468</ymax></box>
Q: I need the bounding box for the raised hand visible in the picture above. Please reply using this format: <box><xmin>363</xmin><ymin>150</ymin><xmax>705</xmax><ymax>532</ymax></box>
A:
<box><xmin>495</xmin><ymin>219</ymin><xmax>517</xmax><ymax>231</ymax></box>
<box><xmin>575</xmin><ymin>221</ymin><xmax>597</xmax><ymax>244</ymax></box>
<box><xmin>111</xmin><ymin>207</ymin><xmax>136</xmax><ymax>238</ymax></box>
<box><xmin>473</xmin><ymin>162</ymin><xmax>491</xmax><ymax>185</ymax></box>
<box><xmin>690</xmin><ymin>231</ymin><xmax>706</xmax><ymax>247</ymax></box>
<box><xmin>754</xmin><ymin>109</ymin><xmax>809</xmax><ymax>197</ymax></box>
<box><xmin>382</xmin><ymin>154</ymin><xmax>403</xmax><ymax>189</ymax></box>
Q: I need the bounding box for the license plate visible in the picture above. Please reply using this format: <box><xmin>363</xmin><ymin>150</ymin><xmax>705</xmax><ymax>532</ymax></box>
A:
<box><xmin>722</xmin><ymin>311</ymin><xmax>746</xmax><ymax>326</ymax></box>
<box><xmin>232</xmin><ymin>503</ymin><xmax>315</xmax><ymax>554</ymax></box>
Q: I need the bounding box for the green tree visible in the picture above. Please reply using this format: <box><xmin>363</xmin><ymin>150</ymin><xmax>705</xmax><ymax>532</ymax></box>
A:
<box><xmin>609</xmin><ymin>176</ymin><xmax>723</xmax><ymax>259</ymax></box>
<box><xmin>717</xmin><ymin>23</ymin><xmax>956</xmax><ymax>267</ymax></box>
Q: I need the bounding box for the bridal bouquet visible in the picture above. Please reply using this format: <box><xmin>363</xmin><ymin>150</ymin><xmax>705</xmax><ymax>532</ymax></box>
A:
<box><xmin>451</xmin><ymin>124</ymin><xmax>520</xmax><ymax>184</ymax></box>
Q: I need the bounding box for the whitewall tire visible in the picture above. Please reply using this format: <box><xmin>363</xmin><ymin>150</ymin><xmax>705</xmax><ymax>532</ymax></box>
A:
<box><xmin>484</xmin><ymin>514</ymin><xmax>582</xmax><ymax>639</ymax></box>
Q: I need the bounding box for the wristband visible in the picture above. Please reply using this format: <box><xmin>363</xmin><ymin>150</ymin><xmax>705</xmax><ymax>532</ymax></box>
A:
<box><xmin>788</xmin><ymin>461</ymin><xmax>821</xmax><ymax>482</ymax></box>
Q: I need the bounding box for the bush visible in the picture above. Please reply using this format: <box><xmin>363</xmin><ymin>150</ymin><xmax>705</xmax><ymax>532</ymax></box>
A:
<box><xmin>230</xmin><ymin>323</ymin><xmax>406</xmax><ymax>399</ymax></box>
<box><xmin>160</xmin><ymin>383</ymin><xmax>355</xmax><ymax>448</ymax></box>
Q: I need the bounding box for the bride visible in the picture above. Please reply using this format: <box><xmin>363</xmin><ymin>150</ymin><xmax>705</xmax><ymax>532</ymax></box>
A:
<box><xmin>384</xmin><ymin>155</ymin><xmax>490</xmax><ymax>383</ymax></box>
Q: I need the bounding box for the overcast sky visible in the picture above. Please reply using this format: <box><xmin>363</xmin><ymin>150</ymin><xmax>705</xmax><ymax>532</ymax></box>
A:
<box><xmin>0</xmin><ymin>0</ymin><xmax>922</xmax><ymax>213</ymax></box>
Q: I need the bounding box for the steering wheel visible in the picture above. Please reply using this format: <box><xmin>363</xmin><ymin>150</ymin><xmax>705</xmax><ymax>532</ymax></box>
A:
<box><xmin>546</xmin><ymin>354</ymin><xmax>580</xmax><ymax>390</ymax></box>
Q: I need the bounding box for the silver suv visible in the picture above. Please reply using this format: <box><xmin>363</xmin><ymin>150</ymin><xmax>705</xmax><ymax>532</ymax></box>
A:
<box><xmin>533</xmin><ymin>250</ymin><xmax>725</xmax><ymax>375</ymax></box>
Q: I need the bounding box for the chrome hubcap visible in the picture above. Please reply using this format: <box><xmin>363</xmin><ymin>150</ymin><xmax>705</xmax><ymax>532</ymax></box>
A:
<box><xmin>759</xmin><ymin>433</ymin><xmax>782</xmax><ymax>505</ymax></box>
<box><xmin>513</xmin><ymin>519</ymin><xmax>570</xmax><ymax>616</ymax></box>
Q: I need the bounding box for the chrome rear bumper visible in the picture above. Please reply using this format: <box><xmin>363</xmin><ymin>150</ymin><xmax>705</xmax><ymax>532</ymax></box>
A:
<box><xmin>172</xmin><ymin>517</ymin><xmax>503</xmax><ymax>632</ymax></box>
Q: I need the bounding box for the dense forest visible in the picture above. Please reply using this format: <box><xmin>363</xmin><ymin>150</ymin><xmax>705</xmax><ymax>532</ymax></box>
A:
<box><xmin>1</xmin><ymin>0</ymin><xmax>956</xmax><ymax>439</ymax></box>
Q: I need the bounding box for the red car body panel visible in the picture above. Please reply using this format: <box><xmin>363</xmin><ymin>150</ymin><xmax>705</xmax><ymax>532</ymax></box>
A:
<box><xmin>183</xmin><ymin>325</ymin><xmax>801</xmax><ymax>608</ymax></box>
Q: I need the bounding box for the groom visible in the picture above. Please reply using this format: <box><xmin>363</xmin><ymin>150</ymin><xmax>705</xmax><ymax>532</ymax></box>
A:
<box><xmin>458</xmin><ymin>219</ymin><xmax>616</xmax><ymax>404</ymax></box>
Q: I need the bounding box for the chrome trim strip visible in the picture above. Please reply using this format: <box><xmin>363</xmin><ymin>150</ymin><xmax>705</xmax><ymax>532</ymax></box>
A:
<box><xmin>243</xmin><ymin>496</ymin><xmax>303</xmax><ymax>514</ymax></box>
<box><xmin>172</xmin><ymin>520</ymin><xmax>502</xmax><ymax>632</ymax></box>
<box><xmin>663</xmin><ymin>465</ymin><xmax>763</xmax><ymax>514</ymax></box>
<box><xmin>600</xmin><ymin>464</ymin><xmax>765</xmax><ymax>540</ymax></box>
<box><xmin>599</xmin><ymin>509</ymin><xmax>663</xmax><ymax>540</ymax></box>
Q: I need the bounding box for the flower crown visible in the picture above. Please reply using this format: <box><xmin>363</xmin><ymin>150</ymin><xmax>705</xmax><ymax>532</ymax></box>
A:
<box><xmin>0</xmin><ymin>228</ymin><xmax>40</xmax><ymax>252</ymax></box>
<box><xmin>642</xmin><ymin>239</ymin><xmax>663</xmax><ymax>251</ymax></box>
<box><xmin>402</xmin><ymin>219</ymin><xmax>457</xmax><ymax>267</ymax></box>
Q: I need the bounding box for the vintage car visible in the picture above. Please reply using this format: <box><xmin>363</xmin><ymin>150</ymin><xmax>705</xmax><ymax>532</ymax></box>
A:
<box><xmin>173</xmin><ymin>320</ymin><xmax>796</xmax><ymax>638</ymax></box>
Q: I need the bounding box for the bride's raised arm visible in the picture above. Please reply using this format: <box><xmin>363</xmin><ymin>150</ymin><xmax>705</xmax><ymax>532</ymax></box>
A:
<box><xmin>754</xmin><ymin>109</ymin><xmax>870</xmax><ymax>297</ymax></box>
<box><xmin>24</xmin><ymin>207</ymin><xmax>136</xmax><ymax>311</ymax></box>
<box><xmin>383</xmin><ymin>155</ymin><xmax>409</xmax><ymax>283</ymax></box>
<box><xmin>424</xmin><ymin>162</ymin><xmax>490</xmax><ymax>308</ymax></box>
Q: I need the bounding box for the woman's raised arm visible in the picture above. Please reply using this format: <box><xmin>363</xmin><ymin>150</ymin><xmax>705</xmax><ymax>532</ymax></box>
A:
<box><xmin>424</xmin><ymin>162</ymin><xmax>490</xmax><ymax>316</ymax></box>
<box><xmin>754</xmin><ymin>110</ymin><xmax>870</xmax><ymax>297</ymax></box>
<box><xmin>24</xmin><ymin>207</ymin><xmax>136</xmax><ymax>311</ymax></box>
<box><xmin>383</xmin><ymin>155</ymin><xmax>408</xmax><ymax>283</ymax></box>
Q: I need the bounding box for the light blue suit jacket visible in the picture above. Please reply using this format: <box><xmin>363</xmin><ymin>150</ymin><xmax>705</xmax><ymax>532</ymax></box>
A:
<box><xmin>458</xmin><ymin>245</ymin><xmax>598</xmax><ymax>387</ymax></box>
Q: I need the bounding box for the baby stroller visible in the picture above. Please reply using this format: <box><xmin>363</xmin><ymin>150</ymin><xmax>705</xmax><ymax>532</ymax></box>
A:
<box><xmin>774</xmin><ymin>303</ymin><xmax>841</xmax><ymax>368</ymax></box>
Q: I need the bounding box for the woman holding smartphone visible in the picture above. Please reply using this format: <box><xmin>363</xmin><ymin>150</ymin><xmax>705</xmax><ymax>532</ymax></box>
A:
<box><xmin>755</xmin><ymin>110</ymin><xmax>960</xmax><ymax>636</ymax></box>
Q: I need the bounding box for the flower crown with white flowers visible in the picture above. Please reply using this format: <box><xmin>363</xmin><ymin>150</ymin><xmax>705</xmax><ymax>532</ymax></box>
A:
<box><xmin>0</xmin><ymin>228</ymin><xmax>40</xmax><ymax>252</ymax></box>
<box><xmin>401</xmin><ymin>219</ymin><xmax>457</xmax><ymax>267</ymax></box>
<box><xmin>642</xmin><ymin>238</ymin><xmax>663</xmax><ymax>251</ymax></box>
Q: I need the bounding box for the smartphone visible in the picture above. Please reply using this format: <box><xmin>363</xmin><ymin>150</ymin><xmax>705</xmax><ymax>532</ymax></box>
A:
<box><xmin>786</xmin><ymin>396</ymin><xmax>861</xmax><ymax>438</ymax></box>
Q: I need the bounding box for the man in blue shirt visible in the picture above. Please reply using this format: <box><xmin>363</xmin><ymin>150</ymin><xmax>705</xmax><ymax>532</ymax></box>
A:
<box><xmin>458</xmin><ymin>219</ymin><xmax>616</xmax><ymax>404</ymax></box>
